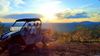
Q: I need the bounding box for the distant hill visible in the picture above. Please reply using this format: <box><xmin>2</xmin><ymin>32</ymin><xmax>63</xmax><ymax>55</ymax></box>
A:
<box><xmin>1</xmin><ymin>21</ymin><xmax>100</xmax><ymax>32</ymax></box>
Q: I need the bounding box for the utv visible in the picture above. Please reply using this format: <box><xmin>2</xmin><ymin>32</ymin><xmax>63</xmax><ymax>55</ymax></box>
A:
<box><xmin>0</xmin><ymin>18</ymin><xmax>42</xmax><ymax>55</ymax></box>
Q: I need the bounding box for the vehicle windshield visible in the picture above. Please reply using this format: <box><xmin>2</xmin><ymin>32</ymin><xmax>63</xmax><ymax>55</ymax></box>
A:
<box><xmin>10</xmin><ymin>22</ymin><xmax>26</xmax><ymax>32</ymax></box>
<box><xmin>10</xmin><ymin>21</ymin><xmax>41</xmax><ymax>32</ymax></box>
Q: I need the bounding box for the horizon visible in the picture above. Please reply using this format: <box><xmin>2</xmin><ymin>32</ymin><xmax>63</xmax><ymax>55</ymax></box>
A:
<box><xmin>1</xmin><ymin>20</ymin><xmax>100</xmax><ymax>23</ymax></box>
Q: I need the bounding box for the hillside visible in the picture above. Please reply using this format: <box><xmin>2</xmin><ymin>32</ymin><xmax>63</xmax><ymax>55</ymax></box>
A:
<box><xmin>0</xmin><ymin>27</ymin><xmax>100</xmax><ymax>56</ymax></box>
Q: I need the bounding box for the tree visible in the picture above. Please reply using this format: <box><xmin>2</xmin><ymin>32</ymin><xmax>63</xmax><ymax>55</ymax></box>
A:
<box><xmin>0</xmin><ymin>22</ymin><xmax>4</xmax><ymax>35</ymax></box>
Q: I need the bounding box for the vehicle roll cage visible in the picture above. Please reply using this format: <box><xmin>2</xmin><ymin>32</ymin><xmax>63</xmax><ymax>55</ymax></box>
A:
<box><xmin>11</xmin><ymin>18</ymin><xmax>42</xmax><ymax>32</ymax></box>
<box><xmin>16</xmin><ymin>18</ymin><xmax>41</xmax><ymax>22</ymax></box>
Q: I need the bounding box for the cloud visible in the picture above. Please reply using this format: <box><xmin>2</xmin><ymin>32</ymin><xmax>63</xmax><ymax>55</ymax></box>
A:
<box><xmin>56</xmin><ymin>9</ymin><xmax>92</xmax><ymax>19</ymax></box>
<box><xmin>3</xmin><ymin>13</ymin><xmax>42</xmax><ymax>19</ymax></box>
<box><xmin>0</xmin><ymin>0</ymin><xmax>10</xmax><ymax>15</ymax></box>
<box><xmin>66</xmin><ymin>12</ymin><xmax>90</xmax><ymax>18</ymax></box>
<box><xmin>0</xmin><ymin>0</ymin><xmax>66</xmax><ymax>15</ymax></box>
<box><xmin>13</xmin><ymin>0</ymin><xmax>26</xmax><ymax>8</ymax></box>
<box><xmin>0</xmin><ymin>0</ymin><xmax>28</xmax><ymax>15</ymax></box>
<box><xmin>14</xmin><ymin>0</ymin><xmax>25</xmax><ymax>5</ymax></box>
<box><xmin>55</xmin><ymin>9</ymin><xmax>100</xmax><ymax>23</ymax></box>
<box><xmin>0</xmin><ymin>0</ymin><xmax>25</xmax><ymax>15</ymax></box>
<box><xmin>0</xmin><ymin>0</ymin><xmax>99</xmax><ymax>21</ymax></box>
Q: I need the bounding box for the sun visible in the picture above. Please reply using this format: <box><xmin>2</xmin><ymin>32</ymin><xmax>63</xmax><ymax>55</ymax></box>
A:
<box><xmin>36</xmin><ymin>2</ymin><xmax>65</xmax><ymax>22</ymax></box>
<box><xmin>38</xmin><ymin>4</ymin><xmax>58</xmax><ymax>21</ymax></box>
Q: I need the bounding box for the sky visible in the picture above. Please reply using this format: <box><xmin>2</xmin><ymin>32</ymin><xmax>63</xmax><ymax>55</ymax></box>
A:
<box><xmin>0</xmin><ymin>0</ymin><xmax>100</xmax><ymax>23</ymax></box>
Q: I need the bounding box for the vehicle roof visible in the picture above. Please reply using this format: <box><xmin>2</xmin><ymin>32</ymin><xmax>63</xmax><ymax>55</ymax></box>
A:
<box><xmin>16</xmin><ymin>18</ymin><xmax>41</xmax><ymax>22</ymax></box>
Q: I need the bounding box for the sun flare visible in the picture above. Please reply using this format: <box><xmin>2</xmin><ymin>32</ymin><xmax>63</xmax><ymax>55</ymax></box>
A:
<box><xmin>37</xmin><ymin>2</ymin><xmax>65</xmax><ymax>22</ymax></box>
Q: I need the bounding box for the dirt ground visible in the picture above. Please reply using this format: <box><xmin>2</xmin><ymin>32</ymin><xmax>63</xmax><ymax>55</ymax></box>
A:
<box><xmin>1</xmin><ymin>42</ymin><xmax>100</xmax><ymax>56</ymax></box>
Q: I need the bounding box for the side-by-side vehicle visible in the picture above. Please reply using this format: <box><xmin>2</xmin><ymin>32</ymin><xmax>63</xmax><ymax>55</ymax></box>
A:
<box><xmin>0</xmin><ymin>18</ymin><xmax>42</xmax><ymax>55</ymax></box>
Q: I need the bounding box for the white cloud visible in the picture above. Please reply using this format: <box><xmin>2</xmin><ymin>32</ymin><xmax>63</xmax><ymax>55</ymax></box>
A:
<box><xmin>14</xmin><ymin>0</ymin><xmax>25</xmax><ymax>8</ymax></box>
<box><xmin>0</xmin><ymin>0</ymin><xmax>27</xmax><ymax>16</ymax></box>
<box><xmin>0</xmin><ymin>0</ymin><xmax>65</xmax><ymax>15</ymax></box>
<box><xmin>14</xmin><ymin>0</ymin><xmax>25</xmax><ymax>5</ymax></box>
<box><xmin>0</xmin><ymin>0</ymin><xmax>10</xmax><ymax>15</ymax></box>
